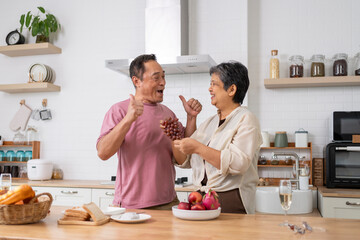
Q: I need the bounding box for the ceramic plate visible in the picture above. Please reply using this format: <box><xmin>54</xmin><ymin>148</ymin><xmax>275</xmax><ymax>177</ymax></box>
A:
<box><xmin>29</xmin><ymin>63</ymin><xmax>47</xmax><ymax>82</ymax></box>
<box><xmin>101</xmin><ymin>207</ymin><xmax>126</xmax><ymax>216</ymax></box>
<box><xmin>172</xmin><ymin>206</ymin><xmax>221</xmax><ymax>221</ymax></box>
<box><xmin>111</xmin><ymin>213</ymin><xmax>151</xmax><ymax>223</ymax></box>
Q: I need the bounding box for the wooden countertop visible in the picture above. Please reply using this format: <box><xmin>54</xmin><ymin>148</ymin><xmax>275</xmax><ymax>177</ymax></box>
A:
<box><xmin>318</xmin><ymin>186</ymin><xmax>360</xmax><ymax>198</ymax></box>
<box><xmin>0</xmin><ymin>206</ymin><xmax>358</xmax><ymax>240</ymax></box>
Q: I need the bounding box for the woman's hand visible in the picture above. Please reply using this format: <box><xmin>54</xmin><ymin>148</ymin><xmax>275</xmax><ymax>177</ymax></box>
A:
<box><xmin>173</xmin><ymin>138</ymin><xmax>200</xmax><ymax>155</ymax></box>
<box><xmin>179</xmin><ymin>95</ymin><xmax>202</xmax><ymax>118</ymax></box>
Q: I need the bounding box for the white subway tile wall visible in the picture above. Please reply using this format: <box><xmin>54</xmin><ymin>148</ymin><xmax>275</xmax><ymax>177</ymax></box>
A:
<box><xmin>1</xmin><ymin>0</ymin><xmax>360</xmax><ymax>181</ymax></box>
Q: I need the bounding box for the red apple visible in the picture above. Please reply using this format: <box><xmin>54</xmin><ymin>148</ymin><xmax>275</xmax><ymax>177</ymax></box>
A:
<box><xmin>178</xmin><ymin>202</ymin><xmax>190</xmax><ymax>210</ymax></box>
<box><xmin>188</xmin><ymin>191</ymin><xmax>202</xmax><ymax>204</ymax></box>
<box><xmin>191</xmin><ymin>202</ymin><xmax>206</xmax><ymax>210</ymax></box>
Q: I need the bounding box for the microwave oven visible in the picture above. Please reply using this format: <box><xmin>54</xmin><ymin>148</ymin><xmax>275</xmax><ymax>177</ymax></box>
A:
<box><xmin>325</xmin><ymin>142</ymin><xmax>360</xmax><ymax>188</ymax></box>
<box><xmin>330</xmin><ymin>111</ymin><xmax>360</xmax><ymax>142</ymax></box>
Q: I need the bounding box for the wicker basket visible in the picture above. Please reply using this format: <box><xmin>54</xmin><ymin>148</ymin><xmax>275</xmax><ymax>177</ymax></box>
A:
<box><xmin>0</xmin><ymin>192</ymin><xmax>53</xmax><ymax>225</ymax></box>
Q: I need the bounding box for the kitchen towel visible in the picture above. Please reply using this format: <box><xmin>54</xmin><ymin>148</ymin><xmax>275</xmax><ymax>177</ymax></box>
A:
<box><xmin>9</xmin><ymin>104</ymin><xmax>32</xmax><ymax>131</ymax></box>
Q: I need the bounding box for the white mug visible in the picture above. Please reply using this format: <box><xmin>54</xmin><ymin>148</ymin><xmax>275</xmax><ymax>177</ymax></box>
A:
<box><xmin>260</xmin><ymin>131</ymin><xmax>270</xmax><ymax>147</ymax></box>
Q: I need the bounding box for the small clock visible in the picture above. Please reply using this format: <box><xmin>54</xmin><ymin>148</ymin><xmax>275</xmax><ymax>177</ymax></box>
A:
<box><xmin>5</xmin><ymin>29</ymin><xmax>25</xmax><ymax>45</ymax></box>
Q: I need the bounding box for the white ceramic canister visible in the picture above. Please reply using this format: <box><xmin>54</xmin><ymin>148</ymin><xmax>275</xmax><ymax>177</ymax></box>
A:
<box><xmin>260</xmin><ymin>131</ymin><xmax>270</xmax><ymax>147</ymax></box>
<box><xmin>295</xmin><ymin>128</ymin><xmax>308</xmax><ymax>148</ymax></box>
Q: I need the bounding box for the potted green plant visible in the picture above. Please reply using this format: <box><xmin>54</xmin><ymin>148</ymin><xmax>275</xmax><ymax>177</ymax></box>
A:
<box><xmin>19</xmin><ymin>6</ymin><xmax>61</xmax><ymax>43</ymax></box>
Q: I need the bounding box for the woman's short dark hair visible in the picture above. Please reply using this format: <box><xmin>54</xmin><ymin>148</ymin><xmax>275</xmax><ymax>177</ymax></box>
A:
<box><xmin>209</xmin><ymin>61</ymin><xmax>249</xmax><ymax>104</ymax></box>
<box><xmin>129</xmin><ymin>54</ymin><xmax>157</xmax><ymax>80</ymax></box>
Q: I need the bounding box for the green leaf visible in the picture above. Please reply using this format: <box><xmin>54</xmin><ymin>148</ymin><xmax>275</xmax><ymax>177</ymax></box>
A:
<box><xmin>19</xmin><ymin>14</ymin><xmax>25</xmax><ymax>32</ymax></box>
<box><xmin>31</xmin><ymin>24</ymin><xmax>38</xmax><ymax>37</ymax></box>
<box><xmin>38</xmin><ymin>6</ymin><xmax>45</xmax><ymax>14</ymax></box>
<box><xmin>25</xmin><ymin>11</ymin><xmax>32</xmax><ymax>28</ymax></box>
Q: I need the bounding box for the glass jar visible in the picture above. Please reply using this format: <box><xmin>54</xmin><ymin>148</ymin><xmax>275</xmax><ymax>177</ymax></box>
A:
<box><xmin>258</xmin><ymin>155</ymin><xmax>267</xmax><ymax>165</ymax></box>
<box><xmin>289</xmin><ymin>55</ymin><xmax>304</xmax><ymax>78</ymax></box>
<box><xmin>25</xmin><ymin>126</ymin><xmax>38</xmax><ymax>145</ymax></box>
<box><xmin>271</xmin><ymin>155</ymin><xmax>279</xmax><ymax>165</ymax></box>
<box><xmin>354</xmin><ymin>52</ymin><xmax>360</xmax><ymax>76</ymax></box>
<box><xmin>13</xmin><ymin>132</ymin><xmax>25</xmax><ymax>145</ymax></box>
<box><xmin>24</xmin><ymin>150</ymin><xmax>33</xmax><ymax>162</ymax></box>
<box><xmin>333</xmin><ymin>53</ymin><xmax>348</xmax><ymax>76</ymax></box>
<box><xmin>52</xmin><ymin>168</ymin><xmax>63</xmax><ymax>180</ymax></box>
<box><xmin>0</xmin><ymin>150</ymin><xmax>5</xmax><ymax>162</ymax></box>
<box><xmin>18</xmin><ymin>166</ymin><xmax>28</xmax><ymax>179</ymax></box>
<box><xmin>285</xmin><ymin>156</ymin><xmax>293</xmax><ymax>165</ymax></box>
<box><xmin>270</xmin><ymin>50</ymin><xmax>279</xmax><ymax>79</ymax></box>
<box><xmin>5</xmin><ymin>150</ymin><xmax>16</xmax><ymax>162</ymax></box>
<box><xmin>16</xmin><ymin>150</ymin><xmax>25</xmax><ymax>162</ymax></box>
<box><xmin>310</xmin><ymin>54</ymin><xmax>325</xmax><ymax>77</ymax></box>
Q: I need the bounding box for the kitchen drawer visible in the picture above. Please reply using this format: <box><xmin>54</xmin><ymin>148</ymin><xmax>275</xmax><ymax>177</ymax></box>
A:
<box><xmin>92</xmin><ymin>189</ymin><xmax>115</xmax><ymax>209</ymax></box>
<box><xmin>318</xmin><ymin>192</ymin><xmax>360</xmax><ymax>219</ymax></box>
<box><xmin>32</xmin><ymin>186</ymin><xmax>92</xmax><ymax>206</ymax></box>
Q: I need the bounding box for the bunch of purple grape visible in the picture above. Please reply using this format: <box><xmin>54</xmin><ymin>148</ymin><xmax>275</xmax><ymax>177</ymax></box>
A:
<box><xmin>160</xmin><ymin>117</ymin><xmax>183</xmax><ymax>140</ymax></box>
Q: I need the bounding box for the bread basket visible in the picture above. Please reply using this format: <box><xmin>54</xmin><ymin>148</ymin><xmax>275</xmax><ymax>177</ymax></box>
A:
<box><xmin>0</xmin><ymin>192</ymin><xmax>52</xmax><ymax>224</ymax></box>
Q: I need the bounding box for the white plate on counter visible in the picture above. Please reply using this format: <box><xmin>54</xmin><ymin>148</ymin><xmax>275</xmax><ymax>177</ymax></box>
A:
<box><xmin>111</xmin><ymin>213</ymin><xmax>151</xmax><ymax>223</ymax></box>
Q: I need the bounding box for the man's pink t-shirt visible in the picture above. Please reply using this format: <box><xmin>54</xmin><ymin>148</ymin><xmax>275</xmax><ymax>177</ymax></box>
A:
<box><xmin>97</xmin><ymin>99</ymin><xmax>184</xmax><ymax>208</ymax></box>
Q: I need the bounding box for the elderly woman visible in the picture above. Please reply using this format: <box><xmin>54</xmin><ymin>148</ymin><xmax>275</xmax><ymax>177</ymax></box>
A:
<box><xmin>172</xmin><ymin>61</ymin><xmax>262</xmax><ymax>214</ymax></box>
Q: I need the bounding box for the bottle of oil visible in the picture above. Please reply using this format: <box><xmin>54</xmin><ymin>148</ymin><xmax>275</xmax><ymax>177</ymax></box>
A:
<box><xmin>270</xmin><ymin>50</ymin><xmax>279</xmax><ymax>79</ymax></box>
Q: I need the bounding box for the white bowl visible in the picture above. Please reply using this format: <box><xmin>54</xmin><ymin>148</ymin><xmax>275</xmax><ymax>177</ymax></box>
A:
<box><xmin>172</xmin><ymin>206</ymin><xmax>221</xmax><ymax>220</ymax></box>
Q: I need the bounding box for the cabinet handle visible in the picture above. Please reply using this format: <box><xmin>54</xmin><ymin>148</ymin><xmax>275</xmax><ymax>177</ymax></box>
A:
<box><xmin>61</xmin><ymin>190</ymin><xmax>78</xmax><ymax>194</ymax></box>
<box><xmin>105</xmin><ymin>192</ymin><xmax>114</xmax><ymax>196</ymax></box>
<box><xmin>346</xmin><ymin>201</ymin><xmax>360</xmax><ymax>206</ymax></box>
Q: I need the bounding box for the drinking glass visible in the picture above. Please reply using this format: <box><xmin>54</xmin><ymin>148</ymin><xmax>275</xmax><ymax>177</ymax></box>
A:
<box><xmin>279</xmin><ymin>180</ymin><xmax>292</xmax><ymax>217</ymax></box>
<box><xmin>0</xmin><ymin>173</ymin><xmax>12</xmax><ymax>192</ymax></box>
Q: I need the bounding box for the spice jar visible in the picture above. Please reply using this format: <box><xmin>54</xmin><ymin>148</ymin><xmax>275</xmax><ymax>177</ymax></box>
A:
<box><xmin>270</xmin><ymin>50</ymin><xmax>279</xmax><ymax>79</ymax></box>
<box><xmin>289</xmin><ymin>55</ymin><xmax>304</xmax><ymax>78</ymax></box>
<box><xmin>271</xmin><ymin>155</ymin><xmax>279</xmax><ymax>165</ymax></box>
<box><xmin>333</xmin><ymin>53</ymin><xmax>348</xmax><ymax>76</ymax></box>
<box><xmin>285</xmin><ymin>157</ymin><xmax>293</xmax><ymax>165</ymax></box>
<box><xmin>258</xmin><ymin>155</ymin><xmax>267</xmax><ymax>165</ymax></box>
<box><xmin>354</xmin><ymin>52</ymin><xmax>360</xmax><ymax>76</ymax></box>
<box><xmin>310</xmin><ymin>54</ymin><xmax>325</xmax><ymax>77</ymax></box>
<box><xmin>52</xmin><ymin>168</ymin><xmax>63</xmax><ymax>180</ymax></box>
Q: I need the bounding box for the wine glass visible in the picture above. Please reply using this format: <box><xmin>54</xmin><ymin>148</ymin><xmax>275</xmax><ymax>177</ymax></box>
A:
<box><xmin>0</xmin><ymin>173</ymin><xmax>12</xmax><ymax>192</ymax></box>
<box><xmin>279</xmin><ymin>179</ymin><xmax>292</xmax><ymax>217</ymax></box>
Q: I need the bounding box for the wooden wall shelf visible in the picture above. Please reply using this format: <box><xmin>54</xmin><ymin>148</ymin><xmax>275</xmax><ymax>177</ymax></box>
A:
<box><xmin>264</xmin><ymin>76</ymin><xmax>360</xmax><ymax>89</ymax></box>
<box><xmin>0</xmin><ymin>43</ymin><xmax>62</xmax><ymax>57</ymax></box>
<box><xmin>0</xmin><ymin>82</ymin><xmax>61</xmax><ymax>93</ymax></box>
<box><xmin>258</xmin><ymin>142</ymin><xmax>313</xmax><ymax>186</ymax></box>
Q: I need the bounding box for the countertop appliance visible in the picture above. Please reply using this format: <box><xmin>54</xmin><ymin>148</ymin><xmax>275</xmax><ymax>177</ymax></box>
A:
<box><xmin>330</xmin><ymin>111</ymin><xmax>360</xmax><ymax>142</ymax></box>
<box><xmin>27</xmin><ymin>159</ymin><xmax>53</xmax><ymax>181</ymax></box>
<box><xmin>325</xmin><ymin>142</ymin><xmax>360</xmax><ymax>188</ymax></box>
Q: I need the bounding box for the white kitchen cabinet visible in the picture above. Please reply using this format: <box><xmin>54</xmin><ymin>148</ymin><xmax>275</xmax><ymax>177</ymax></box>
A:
<box><xmin>318</xmin><ymin>191</ymin><xmax>360</xmax><ymax>219</ymax></box>
<box><xmin>32</xmin><ymin>186</ymin><xmax>92</xmax><ymax>206</ymax></box>
<box><xmin>92</xmin><ymin>189</ymin><xmax>115</xmax><ymax>209</ymax></box>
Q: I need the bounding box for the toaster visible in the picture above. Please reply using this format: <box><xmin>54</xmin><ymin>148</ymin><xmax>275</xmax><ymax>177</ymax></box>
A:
<box><xmin>27</xmin><ymin>159</ymin><xmax>53</xmax><ymax>180</ymax></box>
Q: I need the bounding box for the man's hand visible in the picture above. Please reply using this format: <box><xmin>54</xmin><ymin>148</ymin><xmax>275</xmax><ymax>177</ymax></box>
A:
<box><xmin>179</xmin><ymin>95</ymin><xmax>202</xmax><ymax>118</ymax></box>
<box><xmin>126</xmin><ymin>94</ymin><xmax>144</xmax><ymax>122</ymax></box>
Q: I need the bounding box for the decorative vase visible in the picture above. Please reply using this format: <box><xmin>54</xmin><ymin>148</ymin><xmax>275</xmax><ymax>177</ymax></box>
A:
<box><xmin>36</xmin><ymin>35</ymin><xmax>49</xmax><ymax>43</ymax></box>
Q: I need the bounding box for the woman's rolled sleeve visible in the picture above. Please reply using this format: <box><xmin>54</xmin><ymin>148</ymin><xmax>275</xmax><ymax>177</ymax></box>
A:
<box><xmin>220</xmin><ymin>123</ymin><xmax>261</xmax><ymax>176</ymax></box>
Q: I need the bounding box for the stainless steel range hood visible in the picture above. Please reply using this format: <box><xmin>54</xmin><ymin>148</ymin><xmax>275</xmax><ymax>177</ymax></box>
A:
<box><xmin>105</xmin><ymin>0</ymin><xmax>216</xmax><ymax>75</ymax></box>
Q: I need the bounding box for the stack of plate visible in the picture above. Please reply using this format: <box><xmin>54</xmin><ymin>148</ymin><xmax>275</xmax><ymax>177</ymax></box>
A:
<box><xmin>29</xmin><ymin>63</ymin><xmax>55</xmax><ymax>83</ymax></box>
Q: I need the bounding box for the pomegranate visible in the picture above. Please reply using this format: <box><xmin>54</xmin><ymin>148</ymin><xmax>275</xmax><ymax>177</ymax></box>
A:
<box><xmin>202</xmin><ymin>189</ymin><xmax>220</xmax><ymax>210</ymax></box>
<box><xmin>188</xmin><ymin>191</ymin><xmax>202</xmax><ymax>205</ymax></box>
<box><xmin>178</xmin><ymin>202</ymin><xmax>191</xmax><ymax>210</ymax></box>
<box><xmin>191</xmin><ymin>202</ymin><xmax>206</xmax><ymax>210</ymax></box>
